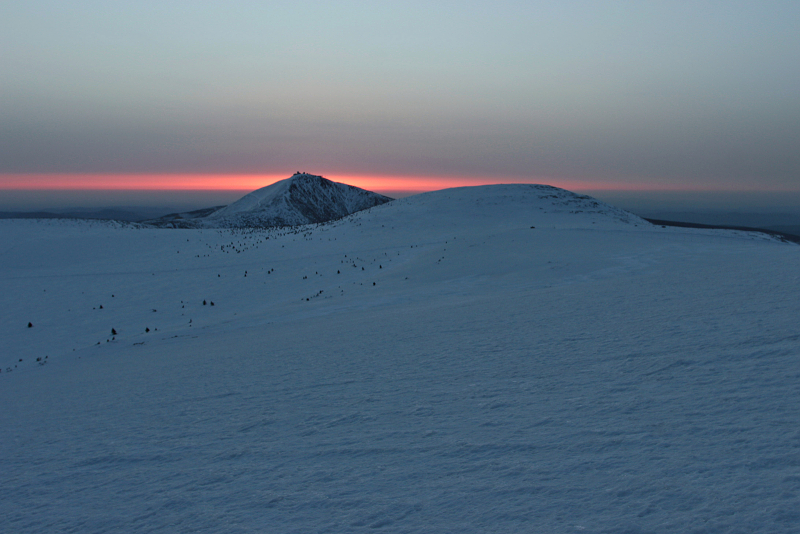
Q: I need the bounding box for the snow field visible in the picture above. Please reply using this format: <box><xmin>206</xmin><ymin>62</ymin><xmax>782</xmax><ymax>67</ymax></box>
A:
<box><xmin>1</xmin><ymin>185</ymin><xmax>799</xmax><ymax>532</ymax></box>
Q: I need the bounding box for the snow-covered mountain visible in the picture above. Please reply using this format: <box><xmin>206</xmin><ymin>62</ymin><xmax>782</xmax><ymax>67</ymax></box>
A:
<box><xmin>2</xmin><ymin>184</ymin><xmax>799</xmax><ymax>533</ymax></box>
<box><xmin>146</xmin><ymin>173</ymin><xmax>393</xmax><ymax>228</ymax></box>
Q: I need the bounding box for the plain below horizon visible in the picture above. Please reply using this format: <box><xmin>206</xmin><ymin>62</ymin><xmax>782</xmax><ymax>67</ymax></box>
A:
<box><xmin>2</xmin><ymin>184</ymin><xmax>800</xmax><ymax>231</ymax></box>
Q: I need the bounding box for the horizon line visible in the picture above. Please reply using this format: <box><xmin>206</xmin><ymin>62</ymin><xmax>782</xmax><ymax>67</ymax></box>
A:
<box><xmin>2</xmin><ymin>173</ymin><xmax>799</xmax><ymax>194</ymax></box>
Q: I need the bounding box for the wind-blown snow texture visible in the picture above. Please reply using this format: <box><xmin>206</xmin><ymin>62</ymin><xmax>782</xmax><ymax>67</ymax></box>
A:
<box><xmin>2</xmin><ymin>184</ymin><xmax>799</xmax><ymax>533</ymax></box>
<box><xmin>147</xmin><ymin>174</ymin><xmax>393</xmax><ymax>228</ymax></box>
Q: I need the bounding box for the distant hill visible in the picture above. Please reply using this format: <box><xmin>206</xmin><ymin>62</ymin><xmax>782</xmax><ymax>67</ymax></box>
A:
<box><xmin>138</xmin><ymin>206</ymin><xmax>226</xmax><ymax>227</ymax></box>
<box><xmin>644</xmin><ymin>219</ymin><xmax>800</xmax><ymax>244</ymax></box>
<box><xmin>0</xmin><ymin>207</ymin><xmax>174</xmax><ymax>222</ymax></box>
<box><xmin>763</xmin><ymin>225</ymin><xmax>800</xmax><ymax>238</ymax></box>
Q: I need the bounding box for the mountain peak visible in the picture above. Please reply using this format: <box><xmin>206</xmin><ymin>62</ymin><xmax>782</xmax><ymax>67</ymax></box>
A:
<box><xmin>199</xmin><ymin>174</ymin><xmax>393</xmax><ymax>228</ymax></box>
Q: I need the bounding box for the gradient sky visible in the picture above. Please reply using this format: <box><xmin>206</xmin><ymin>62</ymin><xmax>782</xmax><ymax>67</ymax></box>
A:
<box><xmin>2</xmin><ymin>1</ymin><xmax>799</xmax><ymax>196</ymax></box>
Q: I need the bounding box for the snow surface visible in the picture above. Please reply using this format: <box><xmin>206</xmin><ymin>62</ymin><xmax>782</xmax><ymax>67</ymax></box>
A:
<box><xmin>2</xmin><ymin>184</ymin><xmax>800</xmax><ymax>533</ymax></box>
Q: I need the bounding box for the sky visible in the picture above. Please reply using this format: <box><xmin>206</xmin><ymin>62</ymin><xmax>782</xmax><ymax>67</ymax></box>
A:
<box><xmin>1</xmin><ymin>1</ymin><xmax>799</xmax><ymax>209</ymax></box>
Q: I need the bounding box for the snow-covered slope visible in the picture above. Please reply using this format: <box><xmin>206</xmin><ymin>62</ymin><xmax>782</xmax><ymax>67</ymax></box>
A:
<box><xmin>148</xmin><ymin>174</ymin><xmax>393</xmax><ymax>228</ymax></box>
<box><xmin>2</xmin><ymin>185</ymin><xmax>799</xmax><ymax>533</ymax></box>
<box><xmin>356</xmin><ymin>182</ymin><xmax>646</xmax><ymax>231</ymax></box>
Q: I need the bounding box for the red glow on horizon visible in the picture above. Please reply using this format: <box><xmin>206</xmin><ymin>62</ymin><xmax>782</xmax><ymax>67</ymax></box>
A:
<box><xmin>0</xmin><ymin>173</ymin><xmax>541</xmax><ymax>192</ymax></box>
<box><xmin>0</xmin><ymin>173</ymin><xmax>572</xmax><ymax>193</ymax></box>
<box><xmin>1</xmin><ymin>173</ymin><xmax>796</xmax><ymax>194</ymax></box>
